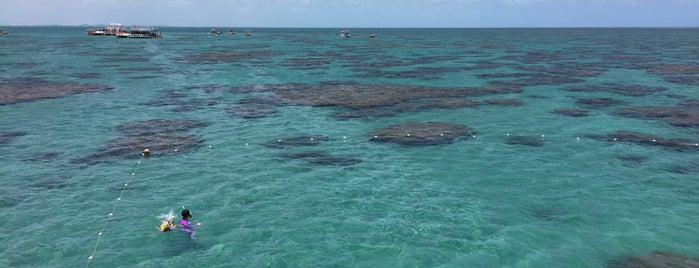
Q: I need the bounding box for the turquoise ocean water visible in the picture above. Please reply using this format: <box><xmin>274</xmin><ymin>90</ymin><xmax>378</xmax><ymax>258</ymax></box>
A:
<box><xmin>1</xmin><ymin>27</ymin><xmax>698</xmax><ymax>267</ymax></box>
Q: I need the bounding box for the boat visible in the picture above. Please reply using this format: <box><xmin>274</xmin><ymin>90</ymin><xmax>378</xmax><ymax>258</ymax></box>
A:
<box><xmin>86</xmin><ymin>23</ymin><xmax>122</xmax><ymax>35</ymax></box>
<box><xmin>210</xmin><ymin>28</ymin><xmax>221</xmax><ymax>34</ymax></box>
<box><xmin>229</xmin><ymin>29</ymin><xmax>236</xmax><ymax>35</ymax></box>
<box><xmin>116</xmin><ymin>26</ymin><xmax>162</xmax><ymax>39</ymax></box>
<box><xmin>369</xmin><ymin>33</ymin><xmax>376</xmax><ymax>38</ymax></box>
<box><xmin>244</xmin><ymin>30</ymin><xmax>252</xmax><ymax>36</ymax></box>
<box><xmin>340</xmin><ymin>30</ymin><xmax>350</xmax><ymax>38</ymax></box>
<box><xmin>0</xmin><ymin>30</ymin><xmax>7</xmax><ymax>35</ymax></box>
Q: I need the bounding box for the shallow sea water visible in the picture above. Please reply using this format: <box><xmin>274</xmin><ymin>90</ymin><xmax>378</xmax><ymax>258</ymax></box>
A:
<box><xmin>1</xmin><ymin>27</ymin><xmax>698</xmax><ymax>267</ymax></box>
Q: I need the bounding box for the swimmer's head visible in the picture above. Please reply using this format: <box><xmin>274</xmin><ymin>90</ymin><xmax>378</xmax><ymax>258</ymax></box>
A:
<box><xmin>182</xmin><ymin>209</ymin><xmax>192</xmax><ymax>219</ymax></box>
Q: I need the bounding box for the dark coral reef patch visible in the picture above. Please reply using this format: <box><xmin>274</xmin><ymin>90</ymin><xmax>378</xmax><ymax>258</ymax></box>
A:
<box><xmin>227</xmin><ymin>103</ymin><xmax>278</xmax><ymax>119</ymax></box>
<box><xmin>141</xmin><ymin>89</ymin><xmax>220</xmax><ymax>112</ymax></box>
<box><xmin>616</xmin><ymin>104</ymin><xmax>699</xmax><ymax>128</ymax></box>
<box><xmin>230</xmin><ymin>83</ymin><xmax>520</xmax><ymax>120</ymax></box>
<box><xmin>278</xmin><ymin>151</ymin><xmax>362</xmax><ymax>167</ymax></box>
<box><xmin>0</xmin><ymin>78</ymin><xmax>111</xmax><ymax>105</ymax></box>
<box><xmin>664</xmin><ymin>76</ymin><xmax>699</xmax><ymax>86</ymax></box>
<box><xmin>181</xmin><ymin>50</ymin><xmax>278</xmax><ymax>64</ymax></box>
<box><xmin>505</xmin><ymin>135</ymin><xmax>545</xmax><ymax>147</ymax></box>
<box><xmin>552</xmin><ymin>108</ymin><xmax>589</xmax><ymax>117</ymax></box>
<box><xmin>575</xmin><ymin>98</ymin><xmax>626</xmax><ymax>109</ymax></box>
<box><xmin>586</xmin><ymin>130</ymin><xmax>698</xmax><ymax>152</ymax></box>
<box><xmin>483</xmin><ymin>98</ymin><xmax>524</xmax><ymax>106</ymax></box>
<box><xmin>369</xmin><ymin>122</ymin><xmax>475</xmax><ymax>147</ymax></box>
<box><xmin>607</xmin><ymin>250</ymin><xmax>699</xmax><ymax>268</ymax></box>
<box><xmin>71</xmin><ymin>119</ymin><xmax>206</xmax><ymax>164</ymax></box>
<box><xmin>263</xmin><ymin>135</ymin><xmax>330</xmax><ymax>149</ymax></box>
<box><xmin>564</xmin><ymin>84</ymin><xmax>667</xmax><ymax>97</ymax></box>
<box><xmin>0</xmin><ymin>131</ymin><xmax>28</xmax><ymax>145</ymax></box>
<box><xmin>490</xmin><ymin>75</ymin><xmax>584</xmax><ymax>87</ymax></box>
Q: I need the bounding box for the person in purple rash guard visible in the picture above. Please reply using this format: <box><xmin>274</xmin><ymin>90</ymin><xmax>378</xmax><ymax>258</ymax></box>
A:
<box><xmin>179</xmin><ymin>209</ymin><xmax>201</xmax><ymax>238</ymax></box>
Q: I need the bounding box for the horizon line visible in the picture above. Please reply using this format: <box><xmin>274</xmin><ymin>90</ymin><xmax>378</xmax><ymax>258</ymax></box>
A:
<box><xmin>2</xmin><ymin>24</ymin><xmax>699</xmax><ymax>29</ymax></box>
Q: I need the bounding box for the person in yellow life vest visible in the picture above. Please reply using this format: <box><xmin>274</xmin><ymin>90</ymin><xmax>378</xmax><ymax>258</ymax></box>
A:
<box><xmin>155</xmin><ymin>209</ymin><xmax>177</xmax><ymax>232</ymax></box>
<box><xmin>157</xmin><ymin>220</ymin><xmax>176</xmax><ymax>232</ymax></box>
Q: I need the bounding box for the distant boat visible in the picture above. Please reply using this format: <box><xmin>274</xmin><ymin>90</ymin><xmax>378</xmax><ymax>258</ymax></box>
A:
<box><xmin>229</xmin><ymin>29</ymin><xmax>236</xmax><ymax>35</ymax></box>
<box><xmin>116</xmin><ymin>26</ymin><xmax>162</xmax><ymax>39</ymax></box>
<box><xmin>0</xmin><ymin>29</ymin><xmax>7</xmax><ymax>35</ymax></box>
<box><xmin>369</xmin><ymin>33</ymin><xmax>376</xmax><ymax>38</ymax></box>
<box><xmin>86</xmin><ymin>23</ymin><xmax>122</xmax><ymax>36</ymax></box>
<box><xmin>244</xmin><ymin>30</ymin><xmax>253</xmax><ymax>36</ymax></box>
<box><xmin>211</xmin><ymin>28</ymin><xmax>221</xmax><ymax>34</ymax></box>
<box><xmin>340</xmin><ymin>30</ymin><xmax>350</xmax><ymax>38</ymax></box>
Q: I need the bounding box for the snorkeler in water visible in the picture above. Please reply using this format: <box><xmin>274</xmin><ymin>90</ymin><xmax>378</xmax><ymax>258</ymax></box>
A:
<box><xmin>157</xmin><ymin>220</ymin><xmax>176</xmax><ymax>232</ymax></box>
<box><xmin>178</xmin><ymin>209</ymin><xmax>201</xmax><ymax>238</ymax></box>
<box><xmin>155</xmin><ymin>209</ymin><xmax>177</xmax><ymax>232</ymax></box>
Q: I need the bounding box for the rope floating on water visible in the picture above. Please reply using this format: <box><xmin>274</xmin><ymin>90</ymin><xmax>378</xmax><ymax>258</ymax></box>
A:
<box><xmin>85</xmin><ymin>150</ymin><xmax>147</xmax><ymax>268</ymax></box>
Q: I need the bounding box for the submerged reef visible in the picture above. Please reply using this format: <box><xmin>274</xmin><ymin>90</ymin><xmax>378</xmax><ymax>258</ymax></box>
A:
<box><xmin>278</xmin><ymin>151</ymin><xmax>362</xmax><ymax>167</ymax></box>
<box><xmin>647</xmin><ymin>64</ymin><xmax>699</xmax><ymax>76</ymax></box>
<box><xmin>517</xmin><ymin>64</ymin><xmax>606</xmax><ymax>78</ymax></box>
<box><xmin>564</xmin><ymin>83</ymin><xmax>668</xmax><ymax>97</ymax></box>
<box><xmin>490</xmin><ymin>75</ymin><xmax>584</xmax><ymax>87</ymax></box>
<box><xmin>181</xmin><ymin>50</ymin><xmax>278</xmax><ymax>63</ymax></box>
<box><xmin>575</xmin><ymin>98</ymin><xmax>626</xmax><ymax>109</ymax></box>
<box><xmin>71</xmin><ymin>119</ymin><xmax>206</xmax><ymax>164</ymax></box>
<box><xmin>552</xmin><ymin>108</ymin><xmax>589</xmax><ymax>117</ymax></box>
<box><xmin>141</xmin><ymin>89</ymin><xmax>220</xmax><ymax>112</ymax></box>
<box><xmin>616</xmin><ymin>154</ymin><xmax>649</xmax><ymax>164</ymax></box>
<box><xmin>664</xmin><ymin>75</ymin><xmax>699</xmax><ymax>86</ymax></box>
<box><xmin>230</xmin><ymin>83</ymin><xmax>521</xmax><ymax>120</ymax></box>
<box><xmin>0</xmin><ymin>77</ymin><xmax>111</xmax><ymax>105</ymax></box>
<box><xmin>369</xmin><ymin>122</ymin><xmax>475</xmax><ymax>147</ymax></box>
<box><xmin>265</xmin><ymin>135</ymin><xmax>360</xmax><ymax>166</ymax></box>
<box><xmin>505</xmin><ymin>135</ymin><xmax>545</xmax><ymax>147</ymax></box>
<box><xmin>227</xmin><ymin>103</ymin><xmax>278</xmax><ymax>119</ymax></box>
<box><xmin>263</xmin><ymin>135</ymin><xmax>330</xmax><ymax>149</ymax></box>
<box><xmin>586</xmin><ymin>130</ymin><xmax>698</xmax><ymax>152</ymax></box>
<box><xmin>607</xmin><ymin>250</ymin><xmax>699</xmax><ymax>268</ymax></box>
<box><xmin>0</xmin><ymin>131</ymin><xmax>28</xmax><ymax>145</ymax></box>
<box><xmin>483</xmin><ymin>98</ymin><xmax>524</xmax><ymax>106</ymax></box>
<box><xmin>616</xmin><ymin>104</ymin><xmax>699</xmax><ymax>128</ymax></box>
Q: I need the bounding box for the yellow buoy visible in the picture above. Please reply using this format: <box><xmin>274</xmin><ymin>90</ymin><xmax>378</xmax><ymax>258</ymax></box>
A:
<box><xmin>142</xmin><ymin>148</ymin><xmax>150</xmax><ymax>155</ymax></box>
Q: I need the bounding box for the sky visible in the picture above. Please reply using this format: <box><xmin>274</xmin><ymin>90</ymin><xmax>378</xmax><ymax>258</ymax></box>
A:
<box><xmin>0</xmin><ymin>0</ymin><xmax>697</xmax><ymax>27</ymax></box>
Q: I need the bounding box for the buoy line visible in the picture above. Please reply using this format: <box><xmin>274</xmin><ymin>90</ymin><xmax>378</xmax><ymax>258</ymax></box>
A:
<box><xmin>84</xmin><ymin>149</ymin><xmax>149</xmax><ymax>268</ymax></box>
